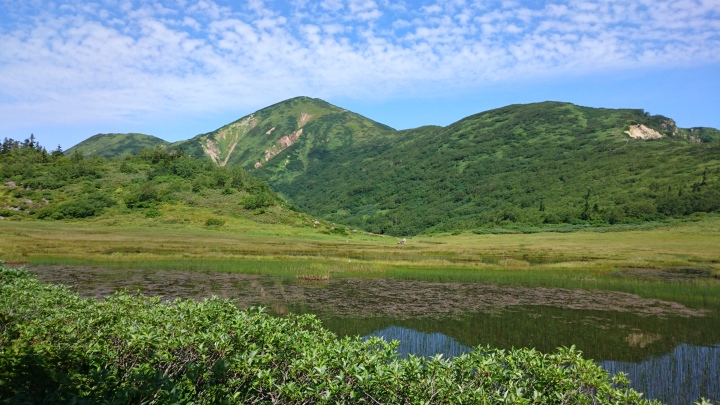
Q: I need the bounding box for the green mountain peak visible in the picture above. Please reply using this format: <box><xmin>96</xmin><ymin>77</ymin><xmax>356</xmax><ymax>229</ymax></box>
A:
<box><xmin>66</xmin><ymin>133</ymin><xmax>169</xmax><ymax>158</ymax></box>
<box><xmin>173</xmin><ymin>96</ymin><xmax>394</xmax><ymax>174</ymax></box>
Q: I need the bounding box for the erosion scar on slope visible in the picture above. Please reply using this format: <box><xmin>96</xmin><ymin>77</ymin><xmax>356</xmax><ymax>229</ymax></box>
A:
<box><xmin>221</xmin><ymin>139</ymin><xmax>239</xmax><ymax>167</ymax></box>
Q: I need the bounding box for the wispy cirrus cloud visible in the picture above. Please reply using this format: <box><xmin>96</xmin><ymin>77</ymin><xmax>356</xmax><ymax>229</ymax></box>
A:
<box><xmin>0</xmin><ymin>0</ymin><xmax>718</xmax><ymax>133</ymax></box>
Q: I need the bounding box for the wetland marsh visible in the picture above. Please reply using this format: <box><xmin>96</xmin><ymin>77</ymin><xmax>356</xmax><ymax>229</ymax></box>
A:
<box><xmin>2</xmin><ymin>219</ymin><xmax>720</xmax><ymax>404</ymax></box>
<box><xmin>21</xmin><ymin>263</ymin><xmax>720</xmax><ymax>405</ymax></box>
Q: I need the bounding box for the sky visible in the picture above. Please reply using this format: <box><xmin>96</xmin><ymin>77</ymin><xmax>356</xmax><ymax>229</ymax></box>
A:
<box><xmin>1</xmin><ymin>0</ymin><xmax>719</xmax><ymax>150</ymax></box>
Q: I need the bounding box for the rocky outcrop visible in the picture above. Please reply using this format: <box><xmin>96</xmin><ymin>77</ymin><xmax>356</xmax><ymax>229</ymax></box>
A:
<box><xmin>278</xmin><ymin>129</ymin><xmax>302</xmax><ymax>149</ymax></box>
<box><xmin>625</xmin><ymin>124</ymin><xmax>663</xmax><ymax>140</ymax></box>
<box><xmin>660</xmin><ymin>119</ymin><xmax>679</xmax><ymax>135</ymax></box>
<box><xmin>201</xmin><ymin>139</ymin><xmax>222</xmax><ymax>164</ymax></box>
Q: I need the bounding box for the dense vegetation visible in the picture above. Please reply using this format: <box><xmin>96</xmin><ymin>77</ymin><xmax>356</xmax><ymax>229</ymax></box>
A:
<box><xmin>0</xmin><ymin>266</ymin><xmax>660</xmax><ymax>404</ymax></box>
<box><xmin>65</xmin><ymin>133</ymin><xmax>170</xmax><ymax>158</ymax></box>
<box><xmin>263</xmin><ymin>102</ymin><xmax>720</xmax><ymax>236</ymax></box>
<box><xmin>0</xmin><ymin>136</ymin><xmax>284</xmax><ymax>223</ymax></box>
<box><xmin>172</xmin><ymin>97</ymin><xmax>394</xmax><ymax>171</ymax></box>
<box><xmin>59</xmin><ymin>98</ymin><xmax>720</xmax><ymax>236</ymax></box>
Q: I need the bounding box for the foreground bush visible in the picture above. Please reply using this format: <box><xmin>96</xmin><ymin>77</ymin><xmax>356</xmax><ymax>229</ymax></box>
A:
<box><xmin>0</xmin><ymin>266</ymin><xmax>659</xmax><ymax>404</ymax></box>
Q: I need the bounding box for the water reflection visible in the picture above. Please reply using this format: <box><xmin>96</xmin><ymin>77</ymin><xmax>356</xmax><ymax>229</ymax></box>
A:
<box><xmin>602</xmin><ymin>344</ymin><xmax>720</xmax><ymax>405</ymax></box>
<box><xmin>365</xmin><ymin>326</ymin><xmax>471</xmax><ymax>359</ymax></box>
<box><xmin>364</xmin><ymin>326</ymin><xmax>720</xmax><ymax>405</ymax></box>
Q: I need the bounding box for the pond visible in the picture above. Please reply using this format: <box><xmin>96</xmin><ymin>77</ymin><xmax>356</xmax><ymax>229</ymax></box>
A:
<box><xmin>26</xmin><ymin>265</ymin><xmax>720</xmax><ymax>405</ymax></box>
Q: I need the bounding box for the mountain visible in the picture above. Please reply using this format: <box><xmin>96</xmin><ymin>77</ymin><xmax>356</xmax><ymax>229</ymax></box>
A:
<box><xmin>65</xmin><ymin>133</ymin><xmax>169</xmax><ymax>158</ymax></box>
<box><xmin>254</xmin><ymin>101</ymin><xmax>720</xmax><ymax>235</ymax></box>
<box><xmin>172</xmin><ymin>97</ymin><xmax>393</xmax><ymax>174</ymax></box>
<box><xmin>65</xmin><ymin>98</ymin><xmax>720</xmax><ymax>236</ymax></box>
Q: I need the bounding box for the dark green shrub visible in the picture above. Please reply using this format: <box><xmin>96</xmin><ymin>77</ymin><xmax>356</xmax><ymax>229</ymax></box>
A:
<box><xmin>38</xmin><ymin>195</ymin><xmax>115</xmax><ymax>219</ymax></box>
<box><xmin>119</xmin><ymin>161</ymin><xmax>136</xmax><ymax>173</ymax></box>
<box><xmin>145</xmin><ymin>208</ymin><xmax>162</xmax><ymax>218</ymax></box>
<box><xmin>191</xmin><ymin>175</ymin><xmax>214</xmax><ymax>193</ymax></box>
<box><xmin>329</xmin><ymin>225</ymin><xmax>348</xmax><ymax>235</ymax></box>
<box><xmin>0</xmin><ymin>209</ymin><xmax>16</xmax><ymax>218</ymax></box>
<box><xmin>22</xmin><ymin>176</ymin><xmax>67</xmax><ymax>190</ymax></box>
<box><xmin>172</xmin><ymin>156</ymin><xmax>204</xmax><ymax>179</ymax></box>
<box><xmin>240</xmin><ymin>193</ymin><xmax>274</xmax><ymax>210</ymax></box>
<box><xmin>205</xmin><ymin>218</ymin><xmax>225</xmax><ymax>226</ymax></box>
<box><xmin>228</xmin><ymin>165</ymin><xmax>245</xmax><ymax>189</ymax></box>
<box><xmin>125</xmin><ymin>184</ymin><xmax>160</xmax><ymax>209</ymax></box>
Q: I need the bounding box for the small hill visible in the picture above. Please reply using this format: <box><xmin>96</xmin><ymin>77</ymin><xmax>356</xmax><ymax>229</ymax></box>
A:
<box><xmin>66</xmin><ymin>133</ymin><xmax>169</xmax><ymax>158</ymax></box>
<box><xmin>0</xmin><ymin>142</ymin><xmax>317</xmax><ymax>231</ymax></box>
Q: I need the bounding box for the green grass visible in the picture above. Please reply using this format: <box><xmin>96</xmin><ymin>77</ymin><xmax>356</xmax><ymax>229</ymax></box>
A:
<box><xmin>2</xmin><ymin>215</ymin><xmax>719</xmax><ymax>309</ymax></box>
<box><xmin>3</xmin><ymin>215</ymin><xmax>719</xmax><ymax>267</ymax></box>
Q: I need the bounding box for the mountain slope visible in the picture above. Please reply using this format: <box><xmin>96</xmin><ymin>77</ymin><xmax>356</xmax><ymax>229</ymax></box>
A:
<box><xmin>66</xmin><ymin>133</ymin><xmax>169</xmax><ymax>158</ymax></box>
<box><xmin>172</xmin><ymin>97</ymin><xmax>394</xmax><ymax>182</ymax></box>
<box><xmin>258</xmin><ymin>102</ymin><xmax>720</xmax><ymax>235</ymax></box>
<box><xmin>63</xmin><ymin>98</ymin><xmax>720</xmax><ymax>236</ymax></box>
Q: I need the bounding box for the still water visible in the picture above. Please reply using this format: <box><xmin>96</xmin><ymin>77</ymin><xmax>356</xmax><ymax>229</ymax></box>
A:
<box><xmin>27</xmin><ymin>265</ymin><xmax>720</xmax><ymax>405</ymax></box>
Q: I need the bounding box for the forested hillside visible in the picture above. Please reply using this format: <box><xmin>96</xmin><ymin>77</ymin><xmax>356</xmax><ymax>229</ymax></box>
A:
<box><xmin>61</xmin><ymin>99</ymin><xmax>720</xmax><ymax>236</ymax></box>
<box><xmin>0</xmin><ymin>136</ymin><xmax>294</xmax><ymax>226</ymax></box>
<box><xmin>259</xmin><ymin>102</ymin><xmax>720</xmax><ymax>235</ymax></box>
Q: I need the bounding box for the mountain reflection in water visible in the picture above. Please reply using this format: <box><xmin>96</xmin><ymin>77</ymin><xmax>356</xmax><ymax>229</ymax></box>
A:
<box><xmin>365</xmin><ymin>326</ymin><xmax>471</xmax><ymax>359</ymax></box>
<box><xmin>365</xmin><ymin>326</ymin><xmax>719</xmax><ymax>405</ymax></box>
<box><xmin>601</xmin><ymin>344</ymin><xmax>720</xmax><ymax>405</ymax></box>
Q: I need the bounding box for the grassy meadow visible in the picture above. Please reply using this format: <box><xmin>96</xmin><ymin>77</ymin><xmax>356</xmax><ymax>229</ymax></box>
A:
<box><xmin>3</xmin><ymin>212</ymin><xmax>719</xmax><ymax>270</ymax></box>
<box><xmin>2</xmin><ymin>213</ymin><xmax>719</xmax><ymax>309</ymax></box>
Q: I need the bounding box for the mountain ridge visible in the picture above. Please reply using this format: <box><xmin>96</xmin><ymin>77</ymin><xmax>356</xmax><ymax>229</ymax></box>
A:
<box><xmin>64</xmin><ymin>98</ymin><xmax>720</xmax><ymax>235</ymax></box>
<box><xmin>67</xmin><ymin>98</ymin><xmax>719</xmax><ymax>161</ymax></box>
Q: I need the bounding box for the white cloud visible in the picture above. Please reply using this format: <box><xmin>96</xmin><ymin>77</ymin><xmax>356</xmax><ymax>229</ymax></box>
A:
<box><xmin>422</xmin><ymin>5</ymin><xmax>443</xmax><ymax>13</ymax></box>
<box><xmin>0</xmin><ymin>0</ymin><xmax>718</xmax><ymax>133</ymax></box>
<box><xmin>320</xmin><ymin>0</ymin><xmax>344</xmax><ymax>12</ymax></box>
<box><xmin>348</xmin><ymin>0</ymin><xmax>382</xmax><ymax>20</ymax></box>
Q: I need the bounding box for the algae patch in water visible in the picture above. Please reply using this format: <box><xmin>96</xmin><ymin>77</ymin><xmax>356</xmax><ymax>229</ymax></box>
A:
<box><xmin>27</xmin><ymin>265</ymin><xmax>705</xmax><ymax>320</ymax></box>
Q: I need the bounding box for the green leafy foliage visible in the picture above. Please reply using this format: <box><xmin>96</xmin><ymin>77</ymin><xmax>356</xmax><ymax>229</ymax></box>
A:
<box><xmin>240</xmin><ymin>193</ymin><xmax>275</xmax><ymax>210</ymax></box>
<box><xmin>0</xmin><ymin>266</ymin><xmax>659</xmax><ymax>404</ymax></box>
<box><xmin>38</xmin><ymin>194</ymin><xmax>116</xmax><ymax>219</ymax></box>
<box><xmin>0</xmin><ymin>141</ymin><xmax>280</xmax><ymax>221</ymax></box>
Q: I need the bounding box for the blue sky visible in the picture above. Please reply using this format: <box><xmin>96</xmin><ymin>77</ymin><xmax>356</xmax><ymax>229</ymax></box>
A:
<box><xmin>1</xmin><ymin>0</ymin><xmax>719</xmax><ymax>150</ymax></box>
